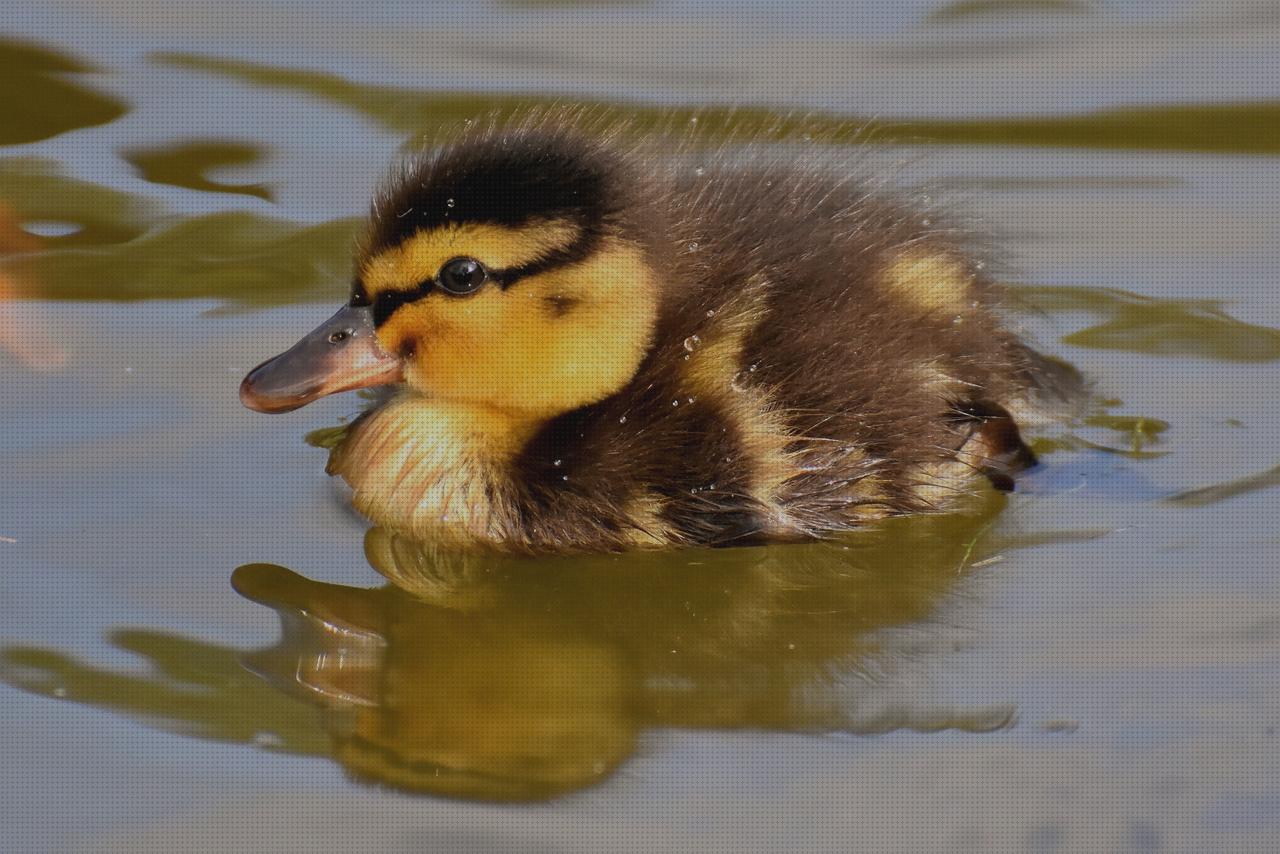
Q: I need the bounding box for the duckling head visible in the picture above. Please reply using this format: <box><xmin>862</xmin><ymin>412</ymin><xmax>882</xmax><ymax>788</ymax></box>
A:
<box><xmin>241</xmin><ymin>122</ymin><xmax>662</xmax><ymax>426</ymax></box>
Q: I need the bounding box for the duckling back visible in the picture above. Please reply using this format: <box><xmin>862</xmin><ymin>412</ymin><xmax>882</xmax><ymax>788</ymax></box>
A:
<box><xmin>478</xmin><ymin>127</ymin><xmax>1049</xmax><ymax>552</ymax></box>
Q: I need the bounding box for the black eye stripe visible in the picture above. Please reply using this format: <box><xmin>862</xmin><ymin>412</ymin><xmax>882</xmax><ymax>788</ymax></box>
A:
<box><xmin>492</xmin><ymin>226</ymin><xmax>602</xmax><ymax>286</ymax></box>
<box><xmin>372</xmin><ymin>280</ymin><xmax>432</xmax><ymax>326</ymax></box>
<box><xmin>366</xmin><ymin>226</ymin><xmax>605</xmax><ymax>326</ymax></box>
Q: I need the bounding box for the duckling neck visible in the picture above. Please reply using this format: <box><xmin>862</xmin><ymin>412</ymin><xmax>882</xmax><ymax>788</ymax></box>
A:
<box><xmin>327</xmin><ymin>392</ymin><xmax>537</xmax><ymax>548</ymax></box>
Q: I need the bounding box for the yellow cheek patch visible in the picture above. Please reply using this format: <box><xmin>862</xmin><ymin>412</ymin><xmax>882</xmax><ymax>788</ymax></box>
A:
<box><xmin>883</xmin><ymin>251</ymin><xmax>974</xmax><ymax>313</ymax></box>
<box><xmin>389</xmin><ymin>239</ymin><xmax>659</xmax><ymax>418</ymax></box>
<box><xmin>361</xmin><ymin>219</ymin><xmax>582</xmax><ymax>296</ymax></box>
<box><xmin>375</xmin><ymin>299</ymin><xmax>447</xmax><ymax>360</ymax></box>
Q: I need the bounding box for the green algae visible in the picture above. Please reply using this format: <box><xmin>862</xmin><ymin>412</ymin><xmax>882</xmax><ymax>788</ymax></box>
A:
<box><xmin>0</xmin><ymin>157</ymin><xmax>157</xmax><ymax>248</ymax></box>
<box><xmin>1013</xmin><ymin>285</ymin><xmax>1280</xmax><ymax>362</ymax></box>
<box><xmin>157</xmin><ymin>52</ymin><xmax>1280</xmax><ymax>155</ymax></box>
<box><xmin>926</xmin><ymin>0</ymin><xmax>1095</xmax><ymax>24</ymax></box>
<box><xmin>0</xmin><ymin>38</ymin><xmax>129</xmax><ymax>145</ymax></box>
<box><xmin>123</xmin><ymin>140</ymin><xmax>275</xmax><ymax>201</ymax></box>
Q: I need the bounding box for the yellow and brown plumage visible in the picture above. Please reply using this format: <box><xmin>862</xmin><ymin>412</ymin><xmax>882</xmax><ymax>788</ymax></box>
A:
<box><xmin>241</xmin><ymin>110</ymin><xmax>1066</xmax><ymax>554</ymax></box>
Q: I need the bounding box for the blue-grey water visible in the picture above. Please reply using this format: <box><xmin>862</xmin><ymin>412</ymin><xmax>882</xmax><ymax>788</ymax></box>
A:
<box><xmin>2</xmin><ymin>1</ymin><xmax>1279</xmax><ymax>850</ymax></box>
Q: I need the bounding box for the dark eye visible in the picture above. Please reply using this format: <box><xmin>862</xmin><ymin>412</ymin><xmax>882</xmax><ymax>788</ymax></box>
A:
<box><xmin>438</xmin><ymin>257</ymin><xmax>487</xmax><ymax>296</ymax></box>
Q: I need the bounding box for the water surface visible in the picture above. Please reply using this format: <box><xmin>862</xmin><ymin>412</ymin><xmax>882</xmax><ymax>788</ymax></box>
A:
<box><xmin>2</xmin><ymin>2</ymin><xmax>1279</xmax><ymax>850</ymax></box>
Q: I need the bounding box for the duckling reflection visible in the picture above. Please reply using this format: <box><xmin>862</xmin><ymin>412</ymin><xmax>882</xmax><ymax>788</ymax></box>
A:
<box><xmin>234</xmin><ymin>562</ymin><xmax>633</xmax><ymax>801</ymax></box>
<box><xmin>233</xmin><ymin>491</ymin><xmax>1015</xmax><ymax>801</ymax></box>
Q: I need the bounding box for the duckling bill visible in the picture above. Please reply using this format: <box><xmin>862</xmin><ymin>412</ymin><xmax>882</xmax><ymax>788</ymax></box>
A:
<box><xmin>241</xmin><ymin>303</ymin><xmax>400</xmax><ymax>413</ymax></box>
<box><xmin>241</xmin><ymin>110</ymin><xmax>1062</xmax><ymax>554</ymax></box>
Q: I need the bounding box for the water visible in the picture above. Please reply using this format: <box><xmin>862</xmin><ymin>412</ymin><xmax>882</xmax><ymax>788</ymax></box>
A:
<box><xmin>3</xmin><ymin>1</ymin><xmax>1280</xmax><ymax>850</ymax></box>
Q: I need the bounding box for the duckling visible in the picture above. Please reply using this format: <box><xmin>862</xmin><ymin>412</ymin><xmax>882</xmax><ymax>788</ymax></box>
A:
<box><xmin>241</xmin><ymin>110</ymin><xmax>1061</xmax><ymax>554</ymax></box>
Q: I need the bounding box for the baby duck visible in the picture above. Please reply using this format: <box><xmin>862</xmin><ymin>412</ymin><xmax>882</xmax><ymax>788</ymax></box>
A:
<box><xmin>241</xmin><ymin>111</ymin><xmax>1054</xmax><ymax>554</ymax></box>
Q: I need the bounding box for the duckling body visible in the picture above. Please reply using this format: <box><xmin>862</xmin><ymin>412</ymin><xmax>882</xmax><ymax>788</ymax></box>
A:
<box><xmin>242</xmin><ymin>111</ymin><xmax>1055</xmax><ymax>554</ymax></box>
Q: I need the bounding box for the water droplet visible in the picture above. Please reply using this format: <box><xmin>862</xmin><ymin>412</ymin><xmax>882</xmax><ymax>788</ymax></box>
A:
<box><xmin>561</xmin><ymin>474</ymin><xmax>569</xmax><ymax>482</ymax></box>
<box><xmin>553</xmin><ymin>458</ymin><xmax>562</xmax><ymax>467</ymax></box>
<box><xmin>672</xmin><ymin>399</ymin><xmax>680</xmax><ymax>407</ymax></box>
<box><xmin>619</xmin><ymin>415</ymin><xmax>627</xmax><ymax>424</ymax></box>
<box><xmin>705</xmin><ymin>309</ymin><xmax>716</xmax><ymax>318</ymax></box>
<box><xmin>687</xmin><ymin>241</ymin><xmax>699</xmax><ymax>252</ymax></box>
<box><xmin>921</xmin><ymin>218</ymin><xmax>933</xmax><ymax>227</ymax></box>
<box><xmin>729</xmin><ymin>365</ymin><xmax>758</xmax><ymax>391</ymax></box>
<box><xmin>686</xmin><ymin>397</ymin><xmax>695</xmax><ymax>404</ymax></box>
<box><xmin>683</xmin><ymin>334</ymin><xmax>701</xmax><ymax>352</ymax></box>
<box><xmin>445</xmin><ymin>198</ymin><xmax>456</xmax><ymax>208</ymax></box>
<box><xmin>694</xmin><ymin>166</ymin><xmax>705</xmax><ymax>177</ymax></box>
<box><xmin>708</xmin><ymin>483</ymin><xmax>716</xmax><ymax>490</ymax></box>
